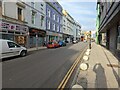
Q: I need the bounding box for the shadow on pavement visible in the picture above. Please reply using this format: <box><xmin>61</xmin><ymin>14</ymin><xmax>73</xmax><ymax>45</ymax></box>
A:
<box><xmin>93</xmin><ymin>63</ymin><xmax>107</xmax><ymax>88</ymax></box>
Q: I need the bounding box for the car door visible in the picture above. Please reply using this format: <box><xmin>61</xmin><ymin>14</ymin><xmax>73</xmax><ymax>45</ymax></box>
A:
<box><xmin>7</xmin><ymin>42</ymin><xmax>21</xmax><ymax>56</ymax></box>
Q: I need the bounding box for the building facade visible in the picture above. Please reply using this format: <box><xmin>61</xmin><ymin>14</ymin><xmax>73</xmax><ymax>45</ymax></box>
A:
<box><xmin>97</xmin><ymin>1</ymin><xmax>120</xmax><ymax>59</ymax></box>
<box><xmin>74</xmin><ymin>22</ymin><xmax>81</xmax><ymax>41</ymax></box>
<box><xmin>62</xmin><ymin>10</ymin><xmax>81</xmax><ymax>42</ymax></box>
<box><xmin>96</xmin><ymin>2</ymin><xmax>100</xmax><ymax>44</ymax></box>
<box><xmin>1</xmin><ymin>1</ymin><xmax>29</xmax><ymax>47</ymax></box>
<box><xmin>46</xmin><ymin>1</ymin><xmax>63</xmax><ymax>42</ymax></box>
<box><xmin>62</xmin><ymin>10</ymin><xmax>75</xmax><ymax>43</ymax></box>
<box><xmin>25</xmin><ymin>1</ymin><xmax>46</xmax><ymax>48</ymax></box>
<box><xmin>0</xmin><ymin>0</ymin><xmax>46</xmax><ymax>48</ymax></box>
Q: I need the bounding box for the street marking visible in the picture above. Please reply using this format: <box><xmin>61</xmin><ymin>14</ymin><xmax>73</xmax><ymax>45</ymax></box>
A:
<box><xmin>57</xmin><ymin>46</ymin><xmax>88</xmax><ymax>90</ymax></box>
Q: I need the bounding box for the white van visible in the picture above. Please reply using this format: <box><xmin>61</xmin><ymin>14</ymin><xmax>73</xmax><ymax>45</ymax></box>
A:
<box><xmin>0</xmin><ymin>39</ymin><xmax>27</xmax><ymax>59</ymax></box>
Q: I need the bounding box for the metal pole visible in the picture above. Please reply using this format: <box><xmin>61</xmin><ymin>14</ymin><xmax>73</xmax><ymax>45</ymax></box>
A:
<box><xmin>36</xmin><ymin>33</ymin><xmax>38</xmax><ymax>50</ymax></box>
<box><xmin>89</xmin><ymin>31</ymin><xmax>91</xmax><ymax>49</ymax></box>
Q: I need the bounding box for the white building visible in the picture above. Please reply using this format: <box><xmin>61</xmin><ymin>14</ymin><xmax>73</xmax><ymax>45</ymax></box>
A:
<box><xmin>0</xmin><ymin>0</ymin><xmax>46</xmax><ymax>48</ymax></box>
<box><xmin>1</xmin><ymin>1</ymin><xmax>29</xmax><ymax>47</ymax></box>
<box><xmin>62</xmin><ymin>10</ymin><xmax>74</xmax><ymax>42</ymax></box>
<box><xmin>25</xmin><ymin>1</ymin><xmax>46</xmax><ymax>48</ymax></box>
<box><xmin>62</xmin><ymin>10</ymin><xmax>81</xmax><ymax>42</ymax></box>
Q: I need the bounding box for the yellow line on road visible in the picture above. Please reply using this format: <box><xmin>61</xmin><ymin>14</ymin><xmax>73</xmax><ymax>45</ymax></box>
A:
<box><xmin>57</xmin><ymin>46</ymin><xmax>87</xmax><ymax>90</ymax></box>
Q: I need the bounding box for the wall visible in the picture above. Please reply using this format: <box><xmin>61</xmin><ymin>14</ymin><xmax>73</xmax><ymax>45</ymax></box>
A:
<box><xmin>25</xmin><ymin>1</ymin><xmax>46</xmax><ymax>30</ymax></box>
<box><xmin>109</xmin><ymin>25</ymin><xmax>117</xmax><ymax>53</ymax></box>
<box><xmin>46</xmin><ymin>2</ymin><xmax>62</xmax><ymax>33</ymax></box>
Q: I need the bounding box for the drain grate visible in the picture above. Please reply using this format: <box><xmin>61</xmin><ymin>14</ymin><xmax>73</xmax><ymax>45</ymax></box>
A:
<box><xmin>107</xmin><ymin>64</ymin><xmax>120</xmax><ymax>68</ymax></box>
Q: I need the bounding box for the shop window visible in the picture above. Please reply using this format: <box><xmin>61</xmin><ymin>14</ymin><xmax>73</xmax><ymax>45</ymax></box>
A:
<box><xmin>18</xmin><ymin>7</ymin><xmax>23</xmax><ymax>21</ymax></box>
<box><xmin>117</xmin><ymin>26</ymin><xmax>120</xmax><ymax>50</ymax></box>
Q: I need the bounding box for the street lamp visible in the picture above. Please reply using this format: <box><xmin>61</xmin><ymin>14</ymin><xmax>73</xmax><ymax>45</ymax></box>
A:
<box><xmin>89</xmin><ymin>31</ymin><xmax>91</xmax><ymax>49</ymax></box>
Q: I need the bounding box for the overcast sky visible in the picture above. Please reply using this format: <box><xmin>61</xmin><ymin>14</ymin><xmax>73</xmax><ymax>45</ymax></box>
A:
<box><xmin>58</xmin><ymin>0</ymin><xmax>97</xmax><ymax>31</ymax></box>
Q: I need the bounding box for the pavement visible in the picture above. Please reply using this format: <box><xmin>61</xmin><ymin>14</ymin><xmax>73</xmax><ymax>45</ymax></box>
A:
<box><xmin>27</xmin><ymin>43</ymin><xmax>72</xmax><ymax>52</ymax></box>
<box><xmin>27</xmin><ymin>46</ymin><xmax>47</xmax><ymax>52</ymax></box>
<box><xmin>75</xmin><ymin>42</ymin><xmax>120</xmax><ymax>89</ymax></box>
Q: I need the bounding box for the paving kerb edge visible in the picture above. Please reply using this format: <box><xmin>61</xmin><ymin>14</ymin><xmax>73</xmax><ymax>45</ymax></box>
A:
<box><xmin>70</xmin><ymin>44</ymin><xmax>89</xmax><ymax>89</ymax></box>
<box><xmin>70</xmin><ymin>43</ymin><xmax>94</xmax><ymax>89</ymax></box>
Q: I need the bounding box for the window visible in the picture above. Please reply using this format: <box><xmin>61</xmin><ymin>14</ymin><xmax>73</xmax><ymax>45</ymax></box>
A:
<box><xmin>41</xmin><ymin>8</ymin><xmax>43</xmax><ymax>11</ymax></box>
<box><xmin>31</xmin><ymin>11</ymin><xmax>36</xmax><ymax>24</ymax></box>
<box><xmin>57</xmin><ymin>16</ymin><xmax>59</xmax><ymax>22</ymax></box>
<box><xmin>53</xmin><ymin>23</ymin><xmax>55</xmax><ymax>31</ymax></box>
<box><xmin>41</xmin><ymin>4</ymin><xmax>43</xmax><ymax>7</ymax></box>
<box><xmin>57</xmin><ymin>25</ymin><xmax>59</xmax><ymax>32</ymax></box>
<box><xmin>7</xmin><ymin>42</ymin><xmax>20</xmax><ymax>48</ymax></box>
<box><xmin>47</xmin><ymin>20</ymin><xmax>50</xmax><ymax>29</ymax></box>
<box><xmin>53</xmin><ymin>13</ymin><xmax>56</xmax><ymax>20</ymax></box>
<box><xmin>48</xmin><ymin>9</ymin><xmax>50</xmax><ymax>17</ymax></box>
<box><xmin>31</xmin><ymin>2</ymin><xmax>35</xmax><ymax>8</ymax></box>
<box><xmin>41</xmin><ymin>15</ymin><xmax>44</xmax><ymax>27</ymax></box>
<box><xmin>18</xmin><ymin>7</ymin><xmax>22</xmax><ymax>21</ymax></box>
<box><xmin>117</xmin><ymin>26</ymin><xmax>120</xmax><ymax>50</ymax></box>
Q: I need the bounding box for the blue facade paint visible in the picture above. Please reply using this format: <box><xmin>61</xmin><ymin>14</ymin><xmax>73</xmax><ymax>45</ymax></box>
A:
<box><xmin>46</xmin><ymin>2</ymin><xmax>63</xmax><ymax>41</ymax></box>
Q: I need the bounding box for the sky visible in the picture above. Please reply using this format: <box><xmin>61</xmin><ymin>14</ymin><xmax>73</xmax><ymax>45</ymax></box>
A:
<box><xmin>58</xmin><ymin>0</ymin><xmax>97</xmax><ymax>31</ymax></box>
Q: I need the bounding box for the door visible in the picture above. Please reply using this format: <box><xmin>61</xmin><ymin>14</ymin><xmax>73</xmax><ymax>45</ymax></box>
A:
<box><xmin>7</xmin><ymin>42</ymin><xmax>21</xmax><ymax>56</ymax></box>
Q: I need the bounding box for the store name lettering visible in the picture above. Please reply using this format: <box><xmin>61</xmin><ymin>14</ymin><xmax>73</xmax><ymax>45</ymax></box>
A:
<box><xmin>0</xmin><ymin>22</ymin><xmax>28</xmax><ymax>32</ymax></box>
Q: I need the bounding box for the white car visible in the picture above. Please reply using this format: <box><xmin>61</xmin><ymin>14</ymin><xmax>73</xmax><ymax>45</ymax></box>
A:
<box><xmin>0</xmin><ymin>39</ymin><xmax>27</xmax><ymax>59</ymax></box>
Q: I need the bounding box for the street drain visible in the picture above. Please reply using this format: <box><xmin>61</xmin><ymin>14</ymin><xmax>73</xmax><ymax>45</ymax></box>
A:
<box><xmin>107</xmin><ymin>64</ymin><xmax>120</xmax><ymax>68</ymax></box>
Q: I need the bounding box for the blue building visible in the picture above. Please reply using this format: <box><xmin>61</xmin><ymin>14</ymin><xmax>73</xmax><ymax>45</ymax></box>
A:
<box><xmin>46</xmin><ymin>1</ymin><xmax>63</xmax><ymax>42</ymax></box>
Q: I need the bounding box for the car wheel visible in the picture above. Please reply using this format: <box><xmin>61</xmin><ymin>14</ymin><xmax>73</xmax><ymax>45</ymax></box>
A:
<box><xmin>20</xmin><ymin>50</ymin><xmax>27</xmax><ymax>57</ymax></box>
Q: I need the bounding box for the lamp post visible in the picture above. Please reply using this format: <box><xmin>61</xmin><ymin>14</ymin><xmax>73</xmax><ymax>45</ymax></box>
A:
<box><xmin>36</xmin><ymin>33</ymin><xmax>38</xmax><ymax>50</ymax></box>
<box><xmin>89</xmin><ymin>31</ymin><xmax>91</xmax><ymax>49</ymax></box>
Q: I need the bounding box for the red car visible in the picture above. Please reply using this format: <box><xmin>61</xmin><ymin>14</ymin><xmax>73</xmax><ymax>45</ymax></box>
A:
<box><xmin>47</xmin><ymin>41</ymin><xmax>59</xmax><ymax>48</ymax></box>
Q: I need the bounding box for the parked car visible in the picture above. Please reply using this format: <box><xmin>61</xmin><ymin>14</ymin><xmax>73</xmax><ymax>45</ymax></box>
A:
<box><xmin>58</xmin><ymin>40</ymin><xmax>66</xmax><ymax>47</ymax></box>
<box><xmin>0</xmin><ymin>39</ymin><xmax>27</xmax><ymax>59</ymax></box>
<box><xmin>47</xmin><ymin>41</ymin><xmax>59</xmax><ymax>48</ymax></box>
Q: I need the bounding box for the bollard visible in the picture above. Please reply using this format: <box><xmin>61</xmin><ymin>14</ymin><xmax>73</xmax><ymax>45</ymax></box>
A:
<box><xmin>80</xmin><ymin>63</ymin><xmax>89</xmax><ymax>71</ymax></box>
<box><xmin>83</xmin><ymin>56</ymin><xmax>89</xmax><ymax>61</ymax></box>
<box><xmin>72</xmin><ymin>84</ymin><xmax>83</xmax><ymax>90</ymax></box>
<box><xmin>87</xmin><ymin>49</ymin><xmax>91</xmax><ymax>52</ymax></box>
<box><xmin>85</xmin><ymin>51</ymin><xmax>90</xmax><ymax>55</ymax></box>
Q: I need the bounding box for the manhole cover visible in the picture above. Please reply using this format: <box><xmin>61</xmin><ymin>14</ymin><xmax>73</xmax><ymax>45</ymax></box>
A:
<box><xmin>107</xmin><ymin>64</ymin><xmax>120</xmax><ymax>68</ymax></box>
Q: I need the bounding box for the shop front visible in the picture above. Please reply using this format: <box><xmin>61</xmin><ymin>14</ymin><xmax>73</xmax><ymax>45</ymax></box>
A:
<box><xmin>0</xmin><ymin>21</ymin><xmax>28</xmax><ymax>47</ymax></box>
<box><xmin>29</xmin><ymin>28</ymin><xmax>46</xmax><ymax>48</ymax></box>
<box><xmin>46</xmin><ymin>31</ymin><xmax>63</xmax><ymax>42</ymax></box>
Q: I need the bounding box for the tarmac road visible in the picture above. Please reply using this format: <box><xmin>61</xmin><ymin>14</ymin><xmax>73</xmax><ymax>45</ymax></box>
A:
<box><xmin>2</xmin><ymin>42</ymin><xmax>88</xmax><ymax>88</ymax></box>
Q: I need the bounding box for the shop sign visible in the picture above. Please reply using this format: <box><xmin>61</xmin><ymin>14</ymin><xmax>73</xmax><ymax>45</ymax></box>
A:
<box><xmin>47</xmin><ymin>31</ymin><xmax>62</xmax><ymax>37</ymax></box>
<box><xmin>0</xmin><ymin>21</ymin><xmax>28</xmax><ymax>32</ymax></box>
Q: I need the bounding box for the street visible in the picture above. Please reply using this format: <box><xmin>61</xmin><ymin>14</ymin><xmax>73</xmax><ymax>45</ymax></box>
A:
<box><xmin>2</xmin><ymin>42</ymin><xmax>88</xmax><ymax>88</ymax></box>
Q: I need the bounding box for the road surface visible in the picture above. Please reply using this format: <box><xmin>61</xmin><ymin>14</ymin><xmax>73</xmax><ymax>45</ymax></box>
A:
<box><xmin>2</xmin><ymin>42</ymin><xmax>88</xmax><ymax>88</ymax></box>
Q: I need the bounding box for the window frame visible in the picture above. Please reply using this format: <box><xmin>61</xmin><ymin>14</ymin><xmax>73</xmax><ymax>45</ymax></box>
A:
<box><xmin>31</xmin><ymin>11</ymin><xmax>36</xmax><ymax>24</ymax></box>
<box><xmin>18</xmin><ymin>7</ymin><xmax>23</xmax><ymax>21</ymax></box>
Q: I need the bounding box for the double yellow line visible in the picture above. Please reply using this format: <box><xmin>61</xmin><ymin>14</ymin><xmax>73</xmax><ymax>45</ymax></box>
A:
<box><xmin>57</xmin><ymin>47</ymin><xmax>87</xmax><ymax>90</ymax></box>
